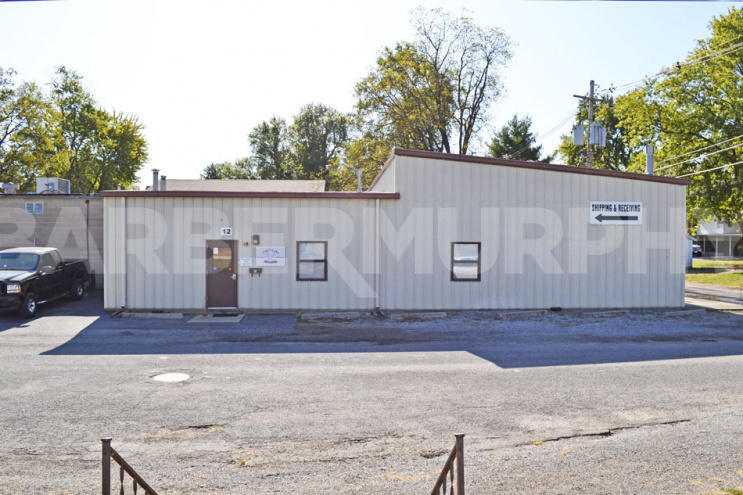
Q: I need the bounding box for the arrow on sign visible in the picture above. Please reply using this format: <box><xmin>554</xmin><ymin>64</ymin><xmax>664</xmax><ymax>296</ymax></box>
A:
<box><xmin>595</xmin><ymin>214</ymin><xmax>639</xmax><ymax>223</ymax></box>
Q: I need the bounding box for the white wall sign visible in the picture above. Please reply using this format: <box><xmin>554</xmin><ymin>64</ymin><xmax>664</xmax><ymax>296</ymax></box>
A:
<box><xmin>590</xmin><ymin>201</ymin><xmax>642</xmax><ymax>225</ymax></box>
<box><xmin>221</xmin><ymin>227</ymin><xmax>233</xmax><ymax>237</ymax></box>
<box><xmin>256</xmin><ymin>246</ymin><xmax>286</xmax><ymax>267</ymax></box>
<box><xmin>240</xmin><ymin>257</ymin><xmax>253</xmax><ymax>267</ymax></box>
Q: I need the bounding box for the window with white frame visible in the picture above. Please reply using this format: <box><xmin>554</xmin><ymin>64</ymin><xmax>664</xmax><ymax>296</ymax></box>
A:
<box><xmin>296</xmin><ymin>241</ymin><xmax>327</xmax><ymax>281</ymax></box>
<box><xmin>451</xmin><ymin>242</ymin><xmax>481</xmax><ymax>281</ymax></box>
<box><xmin>25</xmin><ymin>202</ymin><xmax>43</xmax><ymax>215</ymax></box>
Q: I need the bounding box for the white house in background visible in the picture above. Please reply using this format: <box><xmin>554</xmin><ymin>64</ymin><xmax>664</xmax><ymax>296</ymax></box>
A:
<box><xmin>696</xmin><ymin>221</ymin><xmax>742</xmax><ymax>257</ymax></box>
<box><xmin>102</xmin><ymin>148</ymin><xmax>690</xmax><ymax>313</ymax></box>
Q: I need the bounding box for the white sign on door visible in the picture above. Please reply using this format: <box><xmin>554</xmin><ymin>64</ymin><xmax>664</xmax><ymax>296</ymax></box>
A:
<box><xmin>590</xmin><ymin>202</ymin><xmax>642</xmax><ymax>225</ymax></box>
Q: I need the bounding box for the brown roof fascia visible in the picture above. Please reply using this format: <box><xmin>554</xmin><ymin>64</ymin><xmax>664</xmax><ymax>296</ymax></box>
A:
<box><xmin>100</xmin><ymin>190</ymin><xmax>401</xmax><ymax>200</ymax></box>
<box><xmin>390</xmin><ymin>148</ymin><xmax>691</xmax><ymax>186</ymax></box>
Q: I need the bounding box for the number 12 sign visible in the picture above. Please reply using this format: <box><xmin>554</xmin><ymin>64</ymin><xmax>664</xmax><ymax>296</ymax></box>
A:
<box><xmin>221</xmin><ymin>227</ymin><xmax>233</xmax><ymax>237</ymax></box>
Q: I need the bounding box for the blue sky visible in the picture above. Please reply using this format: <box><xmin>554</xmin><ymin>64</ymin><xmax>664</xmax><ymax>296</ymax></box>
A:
<box><xmin>0</xmin><ymin>0</ymin><xmax>736</xmax><ymax>185</ymax></box>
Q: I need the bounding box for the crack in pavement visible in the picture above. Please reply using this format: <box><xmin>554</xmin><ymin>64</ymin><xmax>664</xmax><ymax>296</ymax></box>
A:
<box><xmin>526</xmin><ymin>419</ymin><xmax>692</xmax><ymax>446</ymax></box>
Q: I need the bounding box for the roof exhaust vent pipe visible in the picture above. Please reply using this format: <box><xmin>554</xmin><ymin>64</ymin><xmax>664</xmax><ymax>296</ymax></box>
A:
<box><xmin>152</xmin><ymin>168</ymin><xmax>160</xmax><ymax>191</ymax></box>
<box><xmin>645</xmin><ymin>145</ymin><xmax>655</xmax><ymax>175</ymax></box>
<box><xmin>356</xmin><ymin>169</ymin><xmax>362</xmax><ymax>193</ymax></box>
<box><xmin>160</xmin><ymin>175</ymin><xmax>167</xmax><ymax>191</ymax></box>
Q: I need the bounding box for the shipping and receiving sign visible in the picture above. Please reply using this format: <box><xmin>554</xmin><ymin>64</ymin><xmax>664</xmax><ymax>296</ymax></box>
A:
<box><xmin>256</xmin><ymin>246</ymin><xmax>286</xmax><ymax>267</ymax></box>
<box><xmin>590</xmin><ymin>201</ymin><xmax>642</xmax><ymax>225</ymax></box>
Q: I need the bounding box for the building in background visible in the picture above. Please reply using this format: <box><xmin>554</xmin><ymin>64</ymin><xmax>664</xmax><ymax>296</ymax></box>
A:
<box><xmin>0</xmin><ymin>179</ymin><xmax>103</xmax><ymax>288</ymax></box>
<box><xmin>696</xmin><ymin>221</ymin><xmax>742</xmax><ymax>258</ymax></box>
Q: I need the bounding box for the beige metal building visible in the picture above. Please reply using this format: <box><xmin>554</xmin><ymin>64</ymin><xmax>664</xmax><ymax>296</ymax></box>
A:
<box><xmin>102</xmin><ymin>149</ymin><xmax>689</xmax><ymax>312</ymax></box>
<box><xmin>0</xmin><ymin>194</ymin><xmax>104</xmax><ymax>288</ymax></box>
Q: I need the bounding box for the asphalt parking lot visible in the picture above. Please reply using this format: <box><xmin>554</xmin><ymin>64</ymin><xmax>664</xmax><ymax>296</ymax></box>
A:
<box><xmin>1</xmin><ymin>293</ymin><xmax>743</xmax><ymax>494</ymax></box>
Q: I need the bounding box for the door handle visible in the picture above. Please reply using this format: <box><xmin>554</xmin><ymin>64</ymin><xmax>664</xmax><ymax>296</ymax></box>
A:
<box><xmin>231</xmin><ymin>274</ymin><xmax>237</xmax><ymax>280</ymax></box>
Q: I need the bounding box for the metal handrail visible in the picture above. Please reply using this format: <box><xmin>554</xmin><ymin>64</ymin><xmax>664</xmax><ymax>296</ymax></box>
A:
<box><xmin>430</xmin><ymin>434</ymin><xmax>465</xmax><ymax>495</ymax></box>
<box><xmin>102</xmin><ymin>438</ymin><xmax>159</xmax><ymax>495</ymax></box>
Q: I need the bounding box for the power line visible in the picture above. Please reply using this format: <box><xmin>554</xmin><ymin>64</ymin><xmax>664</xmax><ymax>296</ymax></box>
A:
<box><xmin>655</xmin><ymin>133</ymin><xmax>743</xmax><ymax>166</ymax></box>
<box><xmin>676</xmin><ymin>160</ymin><xmax>743</xmax><ymax>178</ymax></box>
<box><xmin>680</xmin><ymin>40</ymin><xmax>743</xmax><ymax>71</ymax></box>
<box><xmin>610</xmin><ymin>36</ymin><xmax>743</xmax><ymax>94</ymax></box>
<box><xmin>507</xmin><ymin>108</ymin><xmax>577</xmax><ymax>160</ymax></box>
<box><xmin>656</xmin><ymin>141</ymin><xmax>743</xmax><ymax>172</ymax></box>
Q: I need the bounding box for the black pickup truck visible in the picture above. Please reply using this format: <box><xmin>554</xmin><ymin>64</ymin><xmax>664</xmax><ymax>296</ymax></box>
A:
<box><xmin>0</xmin><ymin>247</ymin><xmax>89</xmax><ymax>318</ymax></box>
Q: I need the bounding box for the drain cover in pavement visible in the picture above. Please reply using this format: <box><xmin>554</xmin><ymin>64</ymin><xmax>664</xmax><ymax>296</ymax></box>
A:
<box><xmin>152</xmin><ymin>373</ymin><xmax>190</xmax><ymax>382</ymax></box>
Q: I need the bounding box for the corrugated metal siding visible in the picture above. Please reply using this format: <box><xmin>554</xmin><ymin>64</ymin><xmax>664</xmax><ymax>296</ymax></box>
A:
<box><xmin>105</xmin><ymin>155</ymin><xmax>686</xmax><ymax>312</ymax></box>
<box><xmin>369</xmin><ymin>161</ymin><xmax>396</xmax><ymax>192</ymax></box>
<box><xmin>104</xmin><ymin>196</ymin><xmax>379</xmax><ymax>311</ymax></box>
<box><xmin>378</xmin><ymin>156</ymin><xmax>686</xmax><ymax>310</ymax></box>
<box><xmin>0</xmin><ymin>196</ymin><xmax>105</xmax><ymax>287</ymax></box>
<box><xmin>103</xmin><ymin>197</ymin><xmax>120</xmax><ymax>309</ymax></box>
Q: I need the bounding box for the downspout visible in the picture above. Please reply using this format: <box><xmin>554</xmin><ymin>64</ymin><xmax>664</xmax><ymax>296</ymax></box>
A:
<box><xmin>375</xmin><ymin>198</ymin><xmax>380</xmax><ymax>310</ymax></box>
<box><xmin>85</xmin><ymin>199</ymin><xmax>90</xmax><ymax>261</ymax></box>
<box><xmin>85</xmin><ymin>198</ymin><xmax>91</xmax><ymax>289</ymax></box>
<box><xmin>121</xmin><ymin>197</ymin><xmax>127</xmax><ymax>309</ymax></box>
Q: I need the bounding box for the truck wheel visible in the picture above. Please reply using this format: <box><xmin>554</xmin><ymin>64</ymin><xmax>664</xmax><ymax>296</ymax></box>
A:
<box><xmin>69</xmin><ymin>279</ymin><xmax>85</xmax><ymax>300</ymax></box>
<box><xmin>19</xmin><ymin>292</ymin><xmax>37</xmax><ymax>318</ymax></box>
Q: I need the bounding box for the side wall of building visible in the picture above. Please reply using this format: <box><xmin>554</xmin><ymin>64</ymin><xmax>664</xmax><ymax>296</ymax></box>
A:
<box><xmin>104</xmin><ymin>196</ymin><xmax>380</xmax><ymax>311</ymax></box>
<box><xmin>0</xmin><ymin>195</ymin><xmax>104</xmax><ymax>287</ymax></box>
<box><xmin>369</xmin><ymin>160</ymin><xmax>396</xmax><ymax>193</ymax></box>
<box><xmin>377</xmin><ymin>156</ymin><xmax>686</xmax><ymax>309</ymax></box>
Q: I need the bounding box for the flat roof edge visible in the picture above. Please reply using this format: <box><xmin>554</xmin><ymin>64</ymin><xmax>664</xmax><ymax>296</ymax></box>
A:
<box><xmin>100</xmin><ymin>190</ymin><xmax>401</xmax><ymax>199</ymax></box>
<box><xmin>391</xmin><ymin>148</ymin><xmax>691</xmax><ymax>186</ymax></box>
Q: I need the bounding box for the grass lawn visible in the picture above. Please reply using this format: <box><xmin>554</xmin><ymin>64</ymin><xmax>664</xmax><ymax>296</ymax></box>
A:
<box><xmin>693</xmin><ymin>259</ymin><xmax>743</xmax><ymax>269</ymax></box>
<box><xmin>686</xmin><ymin>272</ymin><xmax>743</xmax><ymax>288</ymax></box>
<box><xmin>687</xmin><ymin>259</ymin><xmax>743</xmax><ymax>288</ymax></box>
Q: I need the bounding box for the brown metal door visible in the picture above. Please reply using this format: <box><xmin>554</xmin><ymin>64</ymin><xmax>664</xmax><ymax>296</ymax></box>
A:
<box><xmin>206</xmin><ymin>240</ymin><xmax>238</xmax><ymax>309</ymax></box>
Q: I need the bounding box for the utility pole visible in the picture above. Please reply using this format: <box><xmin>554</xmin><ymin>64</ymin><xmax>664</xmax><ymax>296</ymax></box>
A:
<box><xmin>573</xmin><ymin>80</ymin><xmax>601</xmax><ymax>168</ymax></box>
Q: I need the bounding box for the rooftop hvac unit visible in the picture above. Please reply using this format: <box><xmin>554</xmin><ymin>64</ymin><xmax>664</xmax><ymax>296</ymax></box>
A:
<box><xmin>36</xmin><ymin>177</ymin><xmax>71</xmax><ymax>194</ymax></box>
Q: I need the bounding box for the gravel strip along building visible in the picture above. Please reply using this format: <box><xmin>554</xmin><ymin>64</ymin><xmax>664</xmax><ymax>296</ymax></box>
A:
<box><xmin>102</xmin><ymin>148</ymin><xmax>690</xmax><ymax>312</ymax></box>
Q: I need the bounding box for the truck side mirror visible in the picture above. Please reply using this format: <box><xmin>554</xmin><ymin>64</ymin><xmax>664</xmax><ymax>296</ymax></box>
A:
<box><xmin>41</xmin><ymin>266</ymin><xmax>54</xmax><ymax>275</ymax></box>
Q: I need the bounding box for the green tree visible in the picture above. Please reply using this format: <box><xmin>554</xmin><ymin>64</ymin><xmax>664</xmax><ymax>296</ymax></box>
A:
<box><xmin>412</xmin><ymin>7</ymin><xmax>513</xmax><ymax>155</ymax></box>
<box><xmin>247</xmin><ymin>117</ymin><xmax>295</xmax><ymax>180</ymax></box>
<box><xmin>347</xmin><ymin>8</ymin><xmax>513</xmax><ymax>187</ymax></box>
<box><xmin>489</xmin><ymin>114</ymin><xmax>553</xmax><ymax>162</ymax></box>
<box><xmin>326</xmin><ymin>128</ymin><xmax>391</xmax><ymax>191</ymax></box>
<box><xmin>615</xmin><ymin>7</ymin><xmax>743</xmax><ymax>232</ymax></box>
<box><xmin>290</xmin><ymin>103</ymin><xmax>349</xmax><ymax>180</ymax></box>
<box><xmin>200</xmin><ymin>159</ymin><xmax>255</xmax><ymax>180</ymax></box>
<box><xmin>557</xmin><ymin>95</ymin><xmax>633</xmax><ymax>171</ymax></box>
<box><xmin>47</xmin><ymin>66</ymin><xmax>147</xmax><ymax>192</ymax></box>
<box><xmin>91</xmin><ymin>112</ymin><xmax>149</xmax><ymax>192</ymax></box>
<box><xmin>218</xmin><ymin>106</ymin><xmax>351</xmax><ymax>183</ymax></box>
<box><xmin>1</xmin><ymin>66</ymin><xmax>147</xmax><ymax>193</ymax></box>
<box><xmin>355</xmin><ymin>42</ymin><xmax>451</xmax><ymax>153</ymax></box>
<box><xmin>0</xmin><ymin>68</ymin><xmax>55</xmax><ymax>191</ymax></box>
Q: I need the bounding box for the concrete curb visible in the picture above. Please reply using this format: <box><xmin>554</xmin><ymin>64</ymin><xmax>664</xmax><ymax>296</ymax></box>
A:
<box><xmin>685</xmin><ymin>296</ymin><xmax>743</xmax><ymax>311</ymax></box>
<box><xmin>298</xmin><ymin>312</ymin><xmax>362</xmax><ymax>321</ymax></box>
<box><xmin>494</xmin><ymin>310</ymin><xmax>548</xmax><ymax>320</ymax></box>
<box><xmin>388</xmin><ymin>312</ymin><xmax>448</xmax><ymax>321</ymax></box>
<box><xmin>118</xmin><ymin>312</ymin><xmax>184</xmax><ymax>319</ymax></box>
<box><xmin>664</xmin><ymin>309</ymin><xmax>708</xmax><ymax>317</ymax></box>
<box><xmin>580</xmin><ymin>310</ymin><xmax>630</xmax><ymax>318</ymax></box>
<box><xmin>188</xmin><ymin>314</ymin><xmax>245</xmax><ymax>323</ymax></box>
